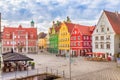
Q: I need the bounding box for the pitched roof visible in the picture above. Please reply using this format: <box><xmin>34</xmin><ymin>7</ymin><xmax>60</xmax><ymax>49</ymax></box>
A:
<box><xmin>55</xmin><ymin>26</ymin><xmax>61</xmax><ymax>32</ymax></box>
<box><xmin>104</xmin><ymin>10</ymin><xmax>120</xmax><ymax>34</ymax></box>
<box><xmin>64</xmin><ymin>22</ymin><xmax>75</xmax><ymax>33</ymax></box>
<box><xmin>2</xmin><ymin>25</ymin><xmax>37</xmax><ymax>39</ymax></box>
<box><xmin>2</xmin><ymin>52</ymin><xmax>33</xmax><ymax>62</ymax></box>
<box><xmin>38</xmin><ymin>32</ymin><xmax>47</xmax><ymax>38</ymax></box>
<box><xmin>75</xmin><ymin>24</ymin><xmax>95</xmax><ymax>35</ymax></box>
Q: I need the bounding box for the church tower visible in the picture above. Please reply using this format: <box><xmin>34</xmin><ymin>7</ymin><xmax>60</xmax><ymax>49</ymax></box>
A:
<box><xmin>31</xmin><ymin>20</ymin><xmax>34</xmax><ymax>27</ymax></box>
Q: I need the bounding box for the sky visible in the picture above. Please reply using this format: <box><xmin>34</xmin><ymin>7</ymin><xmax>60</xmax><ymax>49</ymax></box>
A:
<box><xmin>0</xmin><ymin>0</ymin><xmax>120</xmax><ymax>33</ymax></box>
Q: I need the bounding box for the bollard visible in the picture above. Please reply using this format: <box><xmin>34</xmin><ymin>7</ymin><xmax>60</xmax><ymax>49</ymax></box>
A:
<box><xmin>27</xmin><ymin>69</ymin><xmax>28</xmax><ymax>76</ymax></box>
<box><xmin>37</xmin><ymin>68</ymin><xmax>39</xmax><ymax>75</ymax></box>
<box><xmin>46</xmin><ymin>67</ymin><xmax>48</xmax><ymax>79</ymax></box>
<box><xmin>46</xmin><ymin>67</ymin><xmax>48</xmax><ymax>73</ymax></box>
<box><xmin>51</xmin><ymin>68</ymin><xmax>52</xmax><ymax>74</ymax></box>
<box><xmin>63</xmin><ymin>71</ymin><xmax>65</xmax><ymax>78</ymax></box>
<box><xmin>15</xmin><ymin>71</ymin><xmax>17</xmax><ymax>80</ymax></box>
<box><xmin>56</xmin><ymin>70</ymin><xmax>58</xmax><ymax>76</ymax></box>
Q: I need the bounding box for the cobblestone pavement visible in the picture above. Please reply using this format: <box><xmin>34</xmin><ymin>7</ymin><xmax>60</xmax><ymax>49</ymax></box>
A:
<box><xmin>2</xmin><ymin>51</ymin><xmax>120</xmax><ymax>80</ymax></box>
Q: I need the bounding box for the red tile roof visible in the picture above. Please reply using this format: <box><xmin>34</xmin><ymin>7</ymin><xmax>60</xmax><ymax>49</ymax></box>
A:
<box><xmin>55</xmin><ymin>26</ymin><xmax>61</xmax><ymax>32</ymax></box>
<box><xmin>104</xmin><ymin>10</ymin><xmax>120</xmax><ymax>34</ymax></box>
<box><xmin>64</xmin><ymin>22</ymin><xmax>75</xmax><ymax>33</ymax></box>
<box><xmin>75</xmin><ymin>24</ymin><xmax>95</xmax><ymax>35</ymax></box>
<box><xmin>2</xmin><ymin>25</ymin><xmax>37</xmax><ymax>39</ymax></box>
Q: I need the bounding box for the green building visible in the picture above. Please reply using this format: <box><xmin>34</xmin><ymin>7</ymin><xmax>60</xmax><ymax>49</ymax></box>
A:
<box><xmin>49</xmin><ymin>21</ymin><xmax>61</xmax><ymax>54</ymax></box>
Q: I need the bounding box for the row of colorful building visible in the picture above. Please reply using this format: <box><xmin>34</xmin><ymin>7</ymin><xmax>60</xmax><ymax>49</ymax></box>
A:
<box><xmin>44</xmin><ymin>10</ymin><xmax>120</xmax><ymax>57</ymax></box>
<box><xmin>47</xmin><ymin>17</ymin><xmax>94</xmax><ymax>56</ymax></box>
<box><xmin>1</xmin><ymin>10</ymin><xmax>120</xmax><ymax>58</ymax></box>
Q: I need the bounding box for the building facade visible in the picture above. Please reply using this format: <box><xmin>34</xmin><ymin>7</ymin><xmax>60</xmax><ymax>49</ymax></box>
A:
<box><xmin>2</xmin><ymin>21</ymin><xmax>37</xmax><ymax>53</ymax></box>
<box><xmin>45</xmin><ymin>34</ymin><xmax>49</xmax><ymax>51</ymax></box>
<box><xmin>71</xmin><ymin>24</ymin><xmax>94</xmax><ymax>56</ymax></box>
<box><xmin>58</xmin><ymin>22</ymin><xmax>75</xmax><ymax>55</ymax></box>
<box><xmin>49</xmin><ymin>22</ymin><xmax>60</xmax><ymax>54</ymax></box>
<box><xmin>92</xmin><ymin>10</ymin><xmax>120</xmax><ymax>56</ymax></box>
<box><xmin>38</xmin><ymin>32</ymin><xmax>47</xmax><ymax>51</ymax></box>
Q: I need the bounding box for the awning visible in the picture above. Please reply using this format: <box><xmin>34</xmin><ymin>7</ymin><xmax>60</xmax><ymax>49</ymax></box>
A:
<box><xmin>96</xmin><ymin>52</ymin><xmax>105</xmax><ymax>55</ymax></box>
<box><xmin>86</xmin><ymin>52</ymin><xmax>93</xmax><ymax>55</ymax></box>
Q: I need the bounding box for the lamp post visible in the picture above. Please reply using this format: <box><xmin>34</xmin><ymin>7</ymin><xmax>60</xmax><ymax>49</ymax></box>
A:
<box><xmin>69</xmin><ymin>50</ymin><xmax>71</xmax><ymax>80</ymax></box>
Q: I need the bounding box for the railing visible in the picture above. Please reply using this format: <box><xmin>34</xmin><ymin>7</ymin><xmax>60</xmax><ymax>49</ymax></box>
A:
<box><xmin>1</xmin><ymin>67</ymin><xmax>66</xmax><ymax>80</ymax></box>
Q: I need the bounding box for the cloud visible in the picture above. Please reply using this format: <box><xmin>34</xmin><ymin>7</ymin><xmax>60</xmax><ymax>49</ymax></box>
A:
<box><xmin>0</xmin><ymin>0</ymin><xmax>120</xmax><ymax>33</ymax></box>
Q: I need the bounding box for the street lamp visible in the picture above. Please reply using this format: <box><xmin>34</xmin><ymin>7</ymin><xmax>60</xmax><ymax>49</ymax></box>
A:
<box><xmin>69</xmin><ymin>50</ymin><xmax>71</xmax><ymax>80</ymax></box>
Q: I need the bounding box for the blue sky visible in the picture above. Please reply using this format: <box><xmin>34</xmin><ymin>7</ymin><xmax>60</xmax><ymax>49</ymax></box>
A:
<box><xmin>0</xmin><ymin>0</ymin><xmax>120</xmax><ymax>32</ymax></box>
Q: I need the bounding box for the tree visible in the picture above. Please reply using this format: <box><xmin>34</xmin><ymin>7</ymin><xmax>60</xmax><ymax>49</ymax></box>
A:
<box><xmin>66</xmin><ymin>16</ymin><xmax>71</xmax><ymax>22</ymax></box>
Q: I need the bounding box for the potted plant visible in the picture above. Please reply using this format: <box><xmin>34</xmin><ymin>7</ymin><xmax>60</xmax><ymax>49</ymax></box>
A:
<box><xmin>31</xmin><ymin>62</ymin><xmax>35</xmax><ymax>69</ymax></box>
<box><xmin>28</xmin><ymin>61</ymin><xmax>32</xmax><ymax>66</ymax></box>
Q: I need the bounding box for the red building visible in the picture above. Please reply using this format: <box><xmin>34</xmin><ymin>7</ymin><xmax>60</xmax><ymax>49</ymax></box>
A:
<box><xmin>2</xmin><ymin>21</ymin><xmax>37</xmax><ymax>53</ymax></box>
<box><xmin>70</xmin><ymin>24</ymin><xmax>95</xmax><ymax>56</ymax></box>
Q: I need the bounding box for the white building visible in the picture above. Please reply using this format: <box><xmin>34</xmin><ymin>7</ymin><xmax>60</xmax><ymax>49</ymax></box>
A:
<box><xmin>92</xmin><ymin>10</ymin><xmax>120</xmax><ymax>56</ymax></box>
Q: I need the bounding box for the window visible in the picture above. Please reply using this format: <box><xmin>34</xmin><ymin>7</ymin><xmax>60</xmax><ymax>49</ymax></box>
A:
<box><xmin>84</xmin><ymin>42</ymin><xmax>86</xmax><ymax>46</ymax></box>
<box><xmin>7</xmin><ymin>41</ymin><xmax>9</xmax><ymax>45</ymax></box>
<box><xmin>95</xmin><ymin>44</ymin><xmax>98</xmax><ymax>49</ymax></box>
<box><xmin>24</xmin><ymin>48</ymin><xmax>26</xmax><ymax>51</ymax></box>
<box><xmin>101</xmin><ymin>28</ymin><xmax>104</xmax><ymax>32</ymax></box>
<box><xmin>74</xmin><ymin>42</ymin><xmax>76</xmax><ymax>46</ymax></box>
<box><xmin>7</xmin><ymin>48</ymin><xmax>9</xmax><ymax>51</ymax></box>
<box><xmin>96</xmin><ymin>29</ymin><xmax>98</xmax><ymax>32</ymax></box>
<box><xmin>101</xmin><ymin>36</ymin><xmax>104</xmax><ymax>40</ymax></box>
<box><xmin>87</xmin><ymin>36</ymin><xmax>89</xmax><ymax>40</ymax></box>
<box><xmin>14</xmin><ymin>36</ymin><xmax>16</xmax><ymax>38</ymax></box>
<box><xmin>78</xmin><ymin>42</ymin><xmax>80</xmax><ymax>46</ymax></box>
<box><xmin>11</xmin><ymin>41</ymin><xmax>13</xmax><ymax>45</ymax></box>
<box><xmin>84</xmin><ymin>36</ymin><xmax>86</xmax><ymax>40</ymax></box>
<box><xmin>107</xmin><ymin>28</ymin><xmax>109</xmax><ymax>31</ymax></box>
<box><xmin>75</xmin><ymin>31</ymin><xmax>77</xmax><ymax>34</ymax></box>
<box><xmin>100</xmin><ymin>43</ymin><xmax>104</xmax><ymax>49</ymax></box>
<box><xmin>87</xmin><ymin>42</ymin><xmax>89</xmax><ymax>46</ymax></box>
<box><xmin>18</xmin><ymin>36</ymin><xmax>20</xmax><ymax>38</ymax></box>
<box><xmin>4</xmin><ymin>41</ymin><xmax>6</xmax><ymax>44</ymax></box>
<box><xmin>90</xmin><ymin>36</ymin><xmax>92</xmax><ymax>40</ymax></box>
<box><xmin>74</xmin><ymin>37</ymin><xmax>76</xmax><ymax>40</ymax></box>
<box><xmin>3</xmin><ymin>48</ymin><xmax>6</xmax><ymax>52</ymax></box>
<box><xmin>106</xmin><ymin>35</ymin><xmax>110</xmax><ymax>40</ymax></box>
<box><xmin>95</xmin><ymin>36</ymin><xmax>98</xmax><ymax>40</ymax></box>
<box><xmin>68</xmin><ymin>44</ymin><xmax>69</xmax><ymax>47</ymax></box>
<box><xmin>14</xmin><ymin>48</ymin><xmax>16</xmax><ymax>51</ymax></box>
<box><xmin>78</xmin><ymin>36</ymin><xmax>80</xmax><ymax>40</ymax></box>
<box><xmin>106</xmin><ymin>43</ymin><xmax>110</xmax><ymax>49</ymax></box>
<box><xmin>71</xmin><ymin>42</ymin><xmax>73</xmax><ymax>46</ymax></box>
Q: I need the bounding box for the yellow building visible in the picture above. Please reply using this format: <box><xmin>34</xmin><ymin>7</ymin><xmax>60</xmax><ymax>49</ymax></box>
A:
<box><xmin>58</xmin><ymin>22</ymin><xmax>75</xmax><ymax>55</ymax></box>
<box><xmin>38</xmin><ymin>32</ymin><xmax>47</xmax><ymax>51</ymax></box>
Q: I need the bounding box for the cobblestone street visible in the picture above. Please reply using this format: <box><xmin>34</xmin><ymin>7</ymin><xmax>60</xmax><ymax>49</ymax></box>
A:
<box><xmin>1</xmin><ymin>52</ymin><xmax>120</xmax><ymax>80</ymax></box>
<box><xmin>26</xmin><ymin>52</ymin><xmax>120</xmax><ymax>80</ymax></box>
